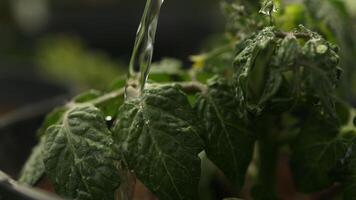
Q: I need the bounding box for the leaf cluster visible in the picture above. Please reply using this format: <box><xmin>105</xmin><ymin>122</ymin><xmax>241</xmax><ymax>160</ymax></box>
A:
<box><xmin>13</xmin><ymin>0</ymin><xmax>356</xmax><ymax>200</ymax></box>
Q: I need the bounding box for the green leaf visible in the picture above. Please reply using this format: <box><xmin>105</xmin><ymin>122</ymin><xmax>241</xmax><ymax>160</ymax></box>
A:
<box><xmin>334</xmin><ymin>110</ymin><xmax>356</xmax><ymax>200</ymax></box>
<box><xmin>259</xmin><ymin>0</ymin><xmax>278</xmax><ymax>16</ymax></box>
<box><xmin>233</xmin><ymin>26</ymin><xmax>341</xmax><ymax>118</ymax></box>
<box><xmin>273</xmin><ymin>35</ymin><xmax>300</xmax><ymax>67</ymax></box>
<box><xmin>341</xmin><ymin>134</ymin><xmax>356</xmax><ymax>200</ymax></box>
<box><xmin>233</xmin><ymin>27</ymin><xmax>277</xmax><ymax>115</ymax></box>
<box><xmin>18</xmin><ymin>137</ymin><xmax>46</xmax><ymax>185</ymax></box>
<box><xmin>73</xmin><ymin>89</ymin><xmax>124</xmax><ymax>124</ymax></box>
<box><xmin>299</xmin><ymin>35</ymin><xmax>341</xmax><ymax>119</ymax></box>
<box><xmin>37</xmin><ymin>107</ymin><xmax>67</xmax><ymax>137</ymax></box>
<box><xmin>291</xmin><ymin>113</ymin><xmax>350</xmax><ymax>192</ymax></box>
<box><xmin>113</xmin><ymin>84</ymin><xmax>203</xmax><ymax>200</ymax></box>
<box><xmin>195</xmin><ymin>77</ymin><xmax>255</xmax><ymax>188</ymax></box>
<box><xmin>304</xmin><ymin>0</ymin><xmax>356</xmax><ymax>99</ymax></box>
<box><xmin>44</xmin><ymin>105</ymin><xmax>120</xmax><ymax>200</ymax></box>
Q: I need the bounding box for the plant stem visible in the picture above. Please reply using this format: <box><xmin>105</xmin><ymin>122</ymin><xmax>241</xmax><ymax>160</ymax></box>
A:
<box><xmin>177</xmin><ymin>81</ymin><xmax>208</xmax><ymax>94</ymax></box>
<box><xmin>258</xmin><ymin>140</ymin><xmax>278</xmax><ymax>184</ymax></box>
<box><xmin>89</xmin><ymin>88</ymin><xmax>125</xmax><ymax>106</ymax></box>
<box><xmin>68</xmin><ymin>81</ymin><xmax>206</xmax><ymax>108</ymax></box>
<box><xmin>254</xmin><ymin>139</ymin><xmax>279</xmax><ymax>198</ymax></box>
<box><xmin>0</xmin><ymin>170</ymin><xmax>63</xmax><ymax>200</ymax></box>
<box><xmin>149</xmin><ymin>81</ymin><xmax>208</xmax><ymax>94</ymax></box>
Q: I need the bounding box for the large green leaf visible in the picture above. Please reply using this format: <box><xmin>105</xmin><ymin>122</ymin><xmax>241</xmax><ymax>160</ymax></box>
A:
<box><xmin>291</xmin><ymin>113</ymin><xmax>350</xmax><ymax>192</ymax></box>
<box><xmin>342</xmin><ymin>136</ymin><xmax>356</xmax><ymax>200</ymax></box>
<box><xmin>43</xmin><ymin>105</ymin><xmax>120</xmax><ymax>200</ymax></box>
<box><xmin>113</xmin><ymin>84</ymin><xmax>203</xmax><ymax>200</ymax></box>
<box><xmin>195</xmin><ymin>77</ymin><xmax>255</xmax><ymax>188</ymax></box>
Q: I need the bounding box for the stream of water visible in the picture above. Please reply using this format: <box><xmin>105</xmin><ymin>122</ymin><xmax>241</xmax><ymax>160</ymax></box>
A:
<box><xmin>119</xmin><ymin>1</ymin><xmax>164</xmax><ymax>198</ymax></box>
<box><xmin>126</xmin><ymin>0</ymin><xmax>164</xmax><ymax>96</ymax></box>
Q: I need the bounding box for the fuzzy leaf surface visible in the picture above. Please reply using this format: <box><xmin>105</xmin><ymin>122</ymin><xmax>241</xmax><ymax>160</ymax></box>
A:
<box><xmin>195</xmin><ymin>77</ymin><xmax>255</xmax><ymax>188</ymax></box>
<box><xmin>18</xmin><ymin>137</ymin><xmax>46</xmax><ymax>185</ymax></box>
<box><xmin>291</xmin><ymin>114</ymin><xmax>350</xmax><ymax>192</ymax></box>
<box><xmin>113</xmin><ymin>85</ymin><xmax>203</xmax><ymax>200</ymax></box>
<box><xmin>44</xmin><ymin>105</ymin><xmax>119</xmax><ymax>200</ymax></box>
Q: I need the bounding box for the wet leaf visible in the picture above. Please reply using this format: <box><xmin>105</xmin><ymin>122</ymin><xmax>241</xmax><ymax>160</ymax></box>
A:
<box><xmin>113</xmin><ymin>84</ymin><xmax>203</xmax><ymax>200</ymax></box>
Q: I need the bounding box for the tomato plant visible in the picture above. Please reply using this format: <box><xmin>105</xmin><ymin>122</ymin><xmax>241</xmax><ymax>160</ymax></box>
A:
<box><xmin>1</xmin><ymin>0</ymin><xmax>356</xmax><ymax>199</ymax></box>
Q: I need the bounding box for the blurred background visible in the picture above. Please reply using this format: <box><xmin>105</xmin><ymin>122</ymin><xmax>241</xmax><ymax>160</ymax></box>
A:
<box><xmin>0</xmin><ymin>0</ymin><xmax>355</xmax><ymax>198</ymax></box>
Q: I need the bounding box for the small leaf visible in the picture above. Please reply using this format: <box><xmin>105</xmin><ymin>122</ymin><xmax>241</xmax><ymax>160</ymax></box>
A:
<box><xmin>44</xmin><ymin>105</ymin><xmax>120</xmax><ymax>200</ymax></box>
<box><xmin>195</xmin><ymin>77</ymin><xmax>255</xmax><ymax>188</ymax></box>
<box><xmin>259</xmin><ymin>0</ymin><xmax>278</xmax><ymax>16</ymax></box>
<box><xmin>273</xmin><ymin>35</ymin><xmax>299</xmax><ymax>67</ymax></box>
<box><xmin>113</xmin><ymin>84</ymin><xmax>203</xmax><ymax>200</ymax></box>
<box><xmin>233</xmin><ymin>27</ymin><xmax>277</xmax><ymax>114</ymax></box>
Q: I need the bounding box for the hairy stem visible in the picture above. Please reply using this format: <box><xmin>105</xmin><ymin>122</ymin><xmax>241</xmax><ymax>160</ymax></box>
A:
<box><xmin>68</xmin><ymin>81</ymin><xmax>207</xmax><ymax>108</ymax></box>
<box><xmin>89</xmin><ymin>88</ymin><xmax>125</xmax><ymax>106</ymax></box>
<box><xmin>177</xmin><ymin>81</ymin><xmax>208</xmax><ymax>94</ymax></box>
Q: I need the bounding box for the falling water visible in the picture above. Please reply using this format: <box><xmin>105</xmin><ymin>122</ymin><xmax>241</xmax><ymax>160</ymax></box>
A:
<box><xmin>118</xmin><ymin>1</ymin><xmax>164</xmax><ymax>199</ymax></box>
<box><xmin>127</xmin><ymin>0</ymin><xmax>164</xmax><ymax>95</ymax></box>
